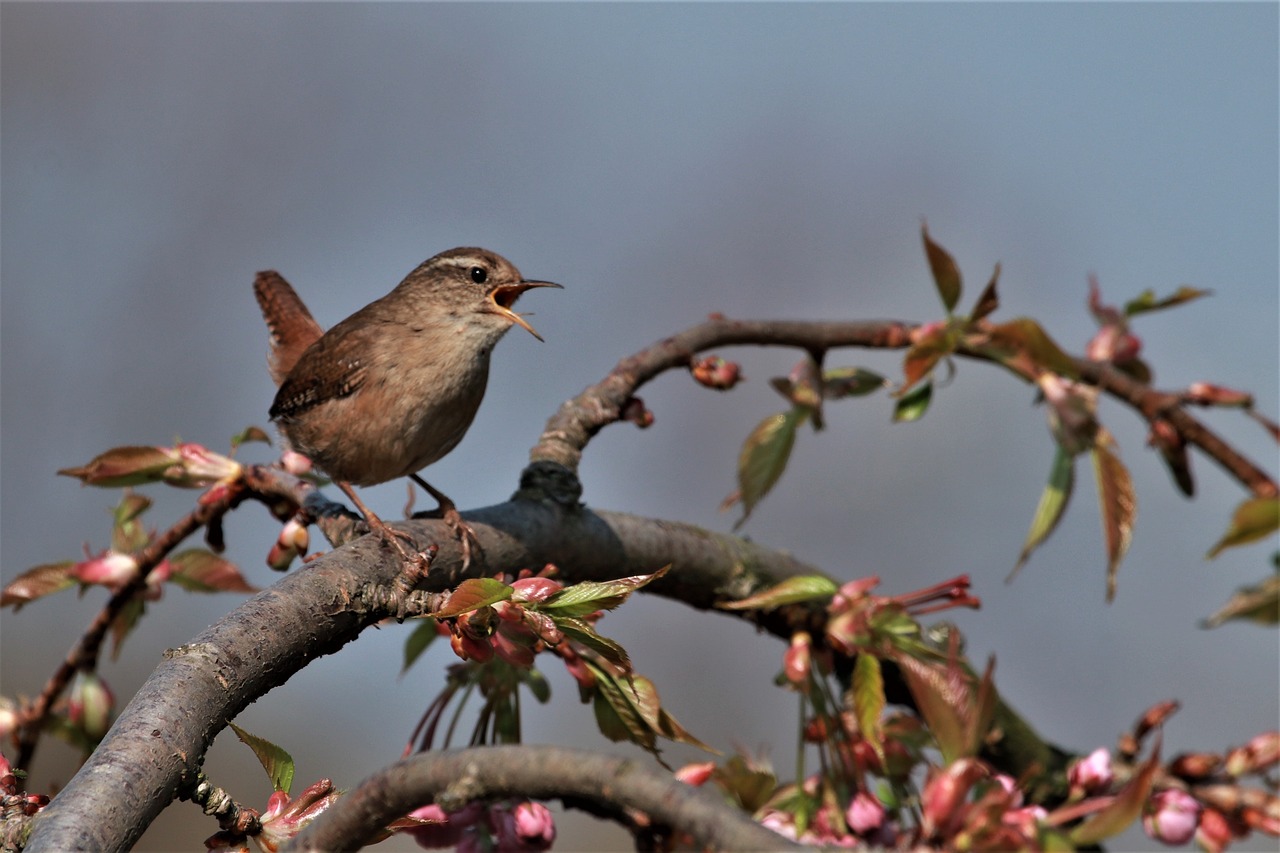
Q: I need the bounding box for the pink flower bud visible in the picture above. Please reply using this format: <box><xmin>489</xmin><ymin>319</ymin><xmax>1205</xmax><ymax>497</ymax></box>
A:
<box><xmin>449</xmin><ymin>631</ymin><xmax>494</xmax><ymax>663</ymax></box>
<box><xmin>510</xmin><ymin>577</ymin><xmax>563</xmax><ymax>603</ymax></box>
<box><xmin>760</xmin><ymin>810</ymin><xmax>800</xmax><ymax>841</ymax></box>
<box><xmin>166</xmin><ymin>443</ymin><xmax>242</xmax><ymax>487</ymax></box>
<box><xmin>910</xmin><ymin>321</ymin><xmax>948</xmax><ymax>346</ymax></box>
<box><xmin>846</xmin><ymin>791</ymin><xmax>886</xmax><ymax>835</ymax></box>
<box><xmin>1142</xmin><ymin>789</ymin><xmax>1201</xmax><ymax>846</ymax></box>
<box><xmin>1186</xmin><ymin>382</ymin><xmax>1253</xmax><ymax>408</ymax></box>
<box><xmin>690</xmin><ymin>355</ymin><xmax>744</xmax><ymax>390</ymax></box>
<box><xmin>921</xmin><ymin>758</ymin><xmax>986</xmax><ymax>838</ymax></box>
<box><xmin>1068</xmin><ymin>747</ymin><xmax>1114</xmax><ymax>795</ymax></box>
<box><xmin>506</xmin><ymin>801</ymin><xmax>556</xmax><ymax>849</ymax></box>
<box><xmin>674</xmin><ymin>761</ymin><xmax>716</xmax><ymax>787</ymax></box>
<box><xmin>1195</xmin><ymin>807</ymin><xmax>1235</xmax><ymax>853</ymax></box>
<box><xmin>1225</xmin><ymin>730</ymin><xmax>1279</xmax><ymax>776</ymax></box>
<box><xmin>280</xmin><ymin>450</ymin><xmax>313</xmax><ymax>475</ymax></box>
<box><xmin>72</xmin><ymin>551</ymin><xmax>138</xmax><ymax>589</ymax></box>
<box><xmin>403</xmin><ymin>803</ymin><xmax>477</xmax><ymax>849</ymax></box>
<box><xmin>0</xmin><ymin>702</ymin><xmax>17</xmax><ymax>741</ymax></box>
<box><xmin>621</xmin><ymin>396</ymin><xmax>654</xmax><ymax>428</ymax></box>
<box><xmin>784</xmin><ymin>632</ymin><xmax>812</xmax><ymax>686</ymax></box>
<box><xmin>68</xmin><ymin>671</ymin><xmax>114</xmax><ymax>740</ymax></box>
<box><xmin>256</xmin><ymin>780</ymin><xmax>339</xmax><ymax>852</ymax></box>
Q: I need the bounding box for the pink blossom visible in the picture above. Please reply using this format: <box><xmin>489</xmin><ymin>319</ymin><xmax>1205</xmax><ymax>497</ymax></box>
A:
<box><xmin>510</xmin><ymin>577</ymin><xmax>563</xmax><ymax>603</ymax></box>
<box><xmin>1068</xmin><ymin>747</ymin><xmax>1114</xmax><ymax>795</ymax></box>
<box><xmin>845</xmin><ymin>791</ymin><xmax>886</xmax><ymax>835</ymax></box>
<box><xmin>784</xmin><ymin>631</ymin><xmax>812</xmax><ymax>686</ymax></box>
<box><xmin>1142</xmin><ymin>788</ymin><xmax>1201</xmax><ymax>846</ymax></box>
<box><xmin>492</xmin><ymin>801</ymin><xmax>555</xmax><ymax>851</ymax></box>
<box><xmin>674</xmin><ymin>761</ymin><xmax>716</xmax><ymax>787</ymax></box>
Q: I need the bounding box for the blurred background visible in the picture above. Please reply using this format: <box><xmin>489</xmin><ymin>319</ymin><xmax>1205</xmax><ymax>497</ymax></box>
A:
<box><xmin>2</xmin><ymin>4</ymin><xmax>1276</xmax><ymax>850</ymax></box>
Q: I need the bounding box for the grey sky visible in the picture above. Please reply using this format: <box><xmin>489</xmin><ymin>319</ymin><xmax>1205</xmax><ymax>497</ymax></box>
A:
<box><xmin>2</xmin><ymin>4</ymin><xmax>1276</xmax><ymax>850</ymax></box>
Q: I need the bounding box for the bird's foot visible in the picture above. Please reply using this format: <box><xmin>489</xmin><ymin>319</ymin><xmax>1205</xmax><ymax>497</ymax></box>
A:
<box><xmin>338</xmin><ymin>481</ymin><xmax>431</xmax><ymax>573</ymax></box>
<box><xmin>440</xmin><ymin>504</ymin><xmax>481</xmax><ymax>571</ymax></box>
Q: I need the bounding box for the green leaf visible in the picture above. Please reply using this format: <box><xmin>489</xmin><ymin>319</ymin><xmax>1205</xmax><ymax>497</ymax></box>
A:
<box><xmin>109</xmin><ymin>597</ymin><xmax>146</xmax><ymax>660</ymax></box>
<box><xmin>1</xmin><ymin>562</ymin><xmax>76</xmax><ymax>610</ymax></box>
<box><xmin>1070</xmin><ymin>740</ymin><xmax>1160</xmax><ymax>844</ymax></box>
<box><xmin>892</xmin><ymin>380</ymin><xmax>933</xmax><ymax>423</ymax></box>
<box><xmin>57</xmin><ymin>446</ymin><xmax>181</xmax><ymax>488</ymax></box>
<box><xmin>922</xmin><ymin>223</ymin><xmax>962</xmax><ymax>313</ymax></box>
<box><xmin>522</xmin><ymin>668</ymin><xmax>552</xmax><ymax>703</ymax></box>
<box><xmin>1010</xmin><ymin>447</ymin><xmax>1075</xmax><ymax>581</ymax></box>
<box><xmin>557</xmin><ymin>616</ymin><xmax>632</xmax><ymax>673</ymax></box>
<box><xmin>540</xmin><ymin>567</ymin><xmax>670</xmax><ymax>617</ymax></box>
<box><xmin>852</xmin><ymin>654</ymin><xmax>886</xmax><ymax>760</ymax></box>
<box><xmin>1206</xmin><ymin>497</ymin><xmax>1280</xmax><ymax>559</ymax></box>
<box><xmin>822</xmin><ymin>367</ymin><xmax>887</xmax><ymax>399</ymax></box>
<box><xmin>401</xmin><ymin>618</ymin><xmax>438</xmax><ymax>674</ymax></box>
<box><xmin>589</xmin><ymin>666</ymin><xmax>656</xmax><ymax>750</ymax></box>
<box><xmin>718</xmin><ymin>575</ymin><xmax>838</xmax><ymax>611</ymax></box>
<box><xmin>1202</xmin><ymin>572</ymin><xmax>1280</xmax><ymax>628</ymax></box>
<box><xmin>732</xmin><ymin>408</ymin><xmax>806</xmax><ymax>529</ymax></box>
<box><xmin>969</xmin><ymin>264</ymin><xmax>1001</xmax><ymax>322</ymax></box>
<box><xmin>434</xmin><ymin>578</ymin><xmax>513</xmax><ymax>618</ymax></box>
<box><xmin>1092</xmin><ymin>430</ymin><xmax>1136</xmax><ymax>602</ymax></box>
<box><xmin>112</xmin><ymin>492</ymin><xmax>152</xmax><ymax>527</ymax></box>
<box><xmin>168</xmin><ymin>549</ymin><xmax>257</xmax><ymax>593</ymax></box>
<box><xmin>228</xmin><ymin>721</ymin><xmax>295</xmax><ymax>794</ymax></box>
<box><xmin>1123</xmin><ymin>285</ymin><xmax>1212</xmax><ymax>317</ymax></box>
<box><xmin>230</xmin><ymin>425</ymin><xmax>272</xmax><ymax>450</ymax></box>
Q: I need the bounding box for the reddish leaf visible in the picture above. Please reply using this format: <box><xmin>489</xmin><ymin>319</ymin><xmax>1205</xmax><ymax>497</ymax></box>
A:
<box><xmin>970</xmin><ymin>264</ymin><xmax>1001</xmax><ymax>322</ymax></box>
<box><xmin>58</xmin><ymin>446</ymin><xmax>180</xmax><ymax>487</ymax></box>
<box><xmin>893</xmin><ymin>652</ymin><xmax>972</xmax><ymax>763</ymax></box>
<box><xmin>922</xmin><ymin>222</ymin><xmax>963</xmax><ymax>313</ymax></box>
<box><xmin>1</xmin><ymin>562</ymin><xmax>76</xmax><ymax>609</ymax></box>
<box><xmin>718</xmin><ymin>575</ymin><xmax>838</xmax><ymax>611</ymax></box>
<box><xmin>986</xmin><ymin>318</ymin><xmax>1080</xmax><ymax>379</ymax></box>
<box><xmin>901</xmin><ymin>328</ymin><xmax>952</xmax><ymax>393</ymax></box>
<box><xmin>169</xmin><ymin>549</ymin><xmax>257</xmax><ymax>593</ymax></box>
<box><xmin>434</xmin><ymin>578</ymin><xmax>513</xmax><ymax>618</ymax></box>
<box><xmin>1092</xmin><ymin>430</ymin><xmax>1137</xmax><ymax>602</ymax></box>
<box><xmin>1206</xmin><ymin>497</ymin><xmax>1280</xmax><ymax>559</ymax></box>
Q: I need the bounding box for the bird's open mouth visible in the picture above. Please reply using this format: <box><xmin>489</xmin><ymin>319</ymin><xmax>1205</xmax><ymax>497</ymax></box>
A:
<box><xmin>488</xmin><ymin>279</ymin><xmax>562</xmax><ymax>341</ymax></box>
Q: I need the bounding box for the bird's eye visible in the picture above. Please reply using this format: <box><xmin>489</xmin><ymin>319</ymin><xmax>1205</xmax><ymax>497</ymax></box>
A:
<box><xmin>470</xmin><ymin>266</ymin><xmax>488</xmax><ymax>284</ymax></box>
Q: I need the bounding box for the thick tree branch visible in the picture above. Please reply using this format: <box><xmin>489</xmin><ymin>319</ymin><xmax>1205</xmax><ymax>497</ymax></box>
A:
<box><xmin>287</xmin><ymin>745</ymin><xmax>802</xmax><ymax>852</ymax></box>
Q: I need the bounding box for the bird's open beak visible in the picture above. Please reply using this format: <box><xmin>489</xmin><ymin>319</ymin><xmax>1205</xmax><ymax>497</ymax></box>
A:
<box><xmin>488</xmin><ymin>279</ymin><xmax>562</xmax><ymax>341</ymax></box>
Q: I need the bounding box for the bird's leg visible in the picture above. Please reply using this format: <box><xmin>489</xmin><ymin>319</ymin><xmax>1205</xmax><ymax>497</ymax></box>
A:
<box><xmin>336</xmin><ymin>481</ymin><xmax>429</xmax><ymax>572</ymax></box>
<box><xmin>410</xmin><ymin>474</ymin><xmax>479</xmax><ymax>569</ymax></box>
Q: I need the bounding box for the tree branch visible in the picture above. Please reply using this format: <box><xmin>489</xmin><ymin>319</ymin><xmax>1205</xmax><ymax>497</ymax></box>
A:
<box><xmin>287</xmin><ymin>744</ymin><xmax>802</xmax><ymax>852</ymax></box>
<box><xmin>530</xmin><ymin>315</ymin><xmax>1276</xmax><ymax>498</ymax></box>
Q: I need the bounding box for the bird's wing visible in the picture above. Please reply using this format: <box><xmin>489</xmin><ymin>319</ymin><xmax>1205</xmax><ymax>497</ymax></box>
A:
<box><xmin>268</xmin><ymin>333</ymin><xmax>369</xmax><ymax>421</ymax></box>
<box><xmin>253</xmin><ymin>270</ymin><xmax>325</xmax><ymax>386</ymax></box>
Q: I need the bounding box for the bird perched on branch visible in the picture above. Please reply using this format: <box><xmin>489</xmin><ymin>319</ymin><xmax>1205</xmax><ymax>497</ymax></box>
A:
<box><xmin>254</xmin><ymin>247</ymin><xmax>560</xmax><ymax>567</ymax></box>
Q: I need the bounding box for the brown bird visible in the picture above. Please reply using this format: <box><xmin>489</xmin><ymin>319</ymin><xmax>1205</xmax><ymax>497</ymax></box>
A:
<box><xmin>254</xmin><ymin>247</ymin><xmax>560</xmax><ymax>566</ymax></box>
